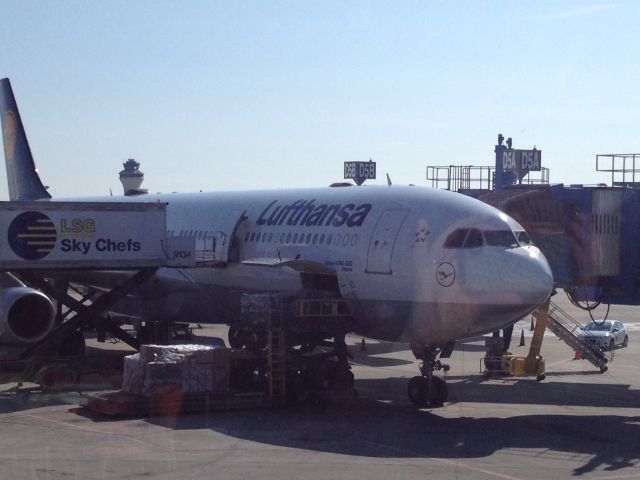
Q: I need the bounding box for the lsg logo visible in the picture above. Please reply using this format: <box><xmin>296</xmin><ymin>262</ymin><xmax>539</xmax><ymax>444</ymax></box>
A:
<box><xmin>60</xmin><ymin>218</ymin><xmax>96</xmax><ymax>234</ymax></box>
<box><xmin>7</xmin><ymin>211</ymin><xmax>57</xmax><ymax>260</ymax></box>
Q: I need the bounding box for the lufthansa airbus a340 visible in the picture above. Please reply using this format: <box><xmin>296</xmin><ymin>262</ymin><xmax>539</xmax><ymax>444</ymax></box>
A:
<box><xmin>0</xmin><ymin>77</ymin><xmax>553</xmax><ymax>406</ymax></box>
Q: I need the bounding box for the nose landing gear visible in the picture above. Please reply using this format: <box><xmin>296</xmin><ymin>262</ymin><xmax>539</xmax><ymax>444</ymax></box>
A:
<box><xmin>408</xmin><ymin>346</ymin><xmax>450</xmax><ymax>408</ymax></box>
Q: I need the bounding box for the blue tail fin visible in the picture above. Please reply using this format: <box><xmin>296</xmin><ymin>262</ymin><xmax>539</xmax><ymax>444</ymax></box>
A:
<box><xmin>0</xmin><ymin>78</ymin><xmax>51</xmax><ymax>200</ymax></box>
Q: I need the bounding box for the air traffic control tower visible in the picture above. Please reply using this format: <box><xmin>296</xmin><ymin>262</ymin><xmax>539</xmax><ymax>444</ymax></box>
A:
<box><xmin>119</xmin><ymin>159</ymin><xmax>148</xmax><ymax>196</ymax></box>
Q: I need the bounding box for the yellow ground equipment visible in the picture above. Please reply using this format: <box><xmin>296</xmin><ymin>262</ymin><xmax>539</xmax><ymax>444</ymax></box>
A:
<box><xmin>483</xmin><ymin>299</ymin><xmax>549</xmax><ymax>381</ymax></box>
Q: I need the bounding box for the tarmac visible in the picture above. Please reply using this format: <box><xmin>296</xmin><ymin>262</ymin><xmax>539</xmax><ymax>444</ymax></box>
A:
<box><xmin>1</xmin><ymin>293</ymin><xmax>639</xmax><ymax>480</ymax></box>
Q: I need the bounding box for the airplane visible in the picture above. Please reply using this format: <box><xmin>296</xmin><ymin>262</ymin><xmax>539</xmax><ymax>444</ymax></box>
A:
<box><xmin>0</xmin><ymin>77</ymin><xmax>553</xmax><ymax>406</ymax></box>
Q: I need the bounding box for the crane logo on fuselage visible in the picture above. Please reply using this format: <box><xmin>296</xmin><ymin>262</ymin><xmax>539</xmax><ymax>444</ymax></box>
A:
<box><xmin>257</xmin><ymin>199</ymin><xmax>372</xmax><ymax>228</ymax></box>
<box><xmin>436</xmin><ymin>262</ymin><xmax>456</xmax><ymax>287</ymax></box>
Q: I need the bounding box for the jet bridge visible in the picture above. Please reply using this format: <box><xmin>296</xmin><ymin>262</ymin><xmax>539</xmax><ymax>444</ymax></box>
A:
<box><xmin>429</xmin><ymin>137</ymin><xmax>640</xmax><ymax>375</ymax></box>
<box><xmin>0</xmin><ymin>201</ymin><xmax>196</xmax><ymax>381</ymax></box>
<box><xmin>427</xmin><ymin>137</ymin><xmax>640</xmax><ymax>307</ymax></box>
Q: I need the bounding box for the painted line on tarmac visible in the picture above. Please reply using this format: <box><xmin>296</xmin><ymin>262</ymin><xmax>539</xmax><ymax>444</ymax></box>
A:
<box><xmin>19</xmin><ymin>411</ymin><xmax>158</xmax><ymax>450</ymax></box>
<box><xmin>364</xmin><ymin>439</ymin><xmax>524</xmax><ymax>480</ymax></box>
<box><xmin>597</xmin><ymin>472</ymin><xmax>640</xmax><ymax>479</ymax></box>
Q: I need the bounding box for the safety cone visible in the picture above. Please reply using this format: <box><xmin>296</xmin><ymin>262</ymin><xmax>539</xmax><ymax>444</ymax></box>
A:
<box><xmin>519</xmin><ymin>329</ymin><xmax>525</xmax><ymax>347</ymax></box>
<box><xmin>360</xmin><ymin>338</ymin><xmax>366</xmax><ymax>352</ymax></box>
<box><xmin>530</xmin><ymin>317</ymin><xmax>535</xmax><ymax>331</ymax></box>
<box><xmin>574</xmin><ymin>350</ymin><xmax>582</xmax><ymax>360</ymax></box>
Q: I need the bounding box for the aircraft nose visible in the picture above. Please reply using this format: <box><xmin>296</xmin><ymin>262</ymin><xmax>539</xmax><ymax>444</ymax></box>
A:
<box><xmin>504</xmin><ymin>246</ymin><xmax>554</xmax><ymax>314</ymax></box>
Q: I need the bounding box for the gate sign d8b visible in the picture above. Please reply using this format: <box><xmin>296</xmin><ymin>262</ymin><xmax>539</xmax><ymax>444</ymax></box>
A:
<box><xmin>344</xmin><ymin>161</ymin><xmax>376</xmax><ymax>186</ymax></box>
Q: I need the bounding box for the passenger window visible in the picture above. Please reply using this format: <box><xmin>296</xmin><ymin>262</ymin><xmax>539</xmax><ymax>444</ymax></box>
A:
<box><xmin>464</xmin><ymin>229</ymin><xmax>483</xmax><ymax>248</ymax></box>
<box><xmin>444</xmin><ymin>229</ymin><xmax>468</xmax><ymax>248</ymax></box>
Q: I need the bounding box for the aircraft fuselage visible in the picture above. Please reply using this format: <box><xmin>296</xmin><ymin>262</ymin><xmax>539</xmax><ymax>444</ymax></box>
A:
<box><xmin>78</xmin><ymin>184</ymin><xmax>553</xmax><ymax>347</ymax></box>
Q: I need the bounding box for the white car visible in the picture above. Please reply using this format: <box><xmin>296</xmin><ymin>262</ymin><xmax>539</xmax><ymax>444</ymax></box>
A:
<box><xmin>580</xmin><ymin>320</ymin><xmax>629</xmax><ymax>350</ymax></box>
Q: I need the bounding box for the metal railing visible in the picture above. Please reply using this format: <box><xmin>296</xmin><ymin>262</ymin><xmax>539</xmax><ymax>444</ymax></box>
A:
<box><xmin>596</xmin><ymin>153</ymin><xmax>640</xmax><ymax>187</ymax></box>
<box><xmin>426</xmin><ymin>165</ymin><xmax>494</xmax><ymax>191</ymax></box>
<box><xmin>427</xmin><ymin>165</ymin><xmax>550</xmax><ymax>191</ymax></box>
<box><xmin>540</xmin><ymin>301</ymin><xmax>611</xmax><ymax>371</ymax></box>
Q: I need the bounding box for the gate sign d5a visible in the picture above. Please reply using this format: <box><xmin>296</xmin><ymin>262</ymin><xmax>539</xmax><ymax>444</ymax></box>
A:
<box><xmin>344</xmin><ymin>160</ymin><xmax>376</xmax><ymax>186</ymax></box>
<box><xmin>502</xmin><ymin>149</ymin><xmax>542</xmax><ymax>179</ymax></box>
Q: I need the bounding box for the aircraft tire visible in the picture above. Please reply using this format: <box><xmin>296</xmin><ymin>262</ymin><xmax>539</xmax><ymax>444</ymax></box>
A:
<box><xmin>239</xmin><ymin>328</ymin><xmax>267</xmax><ymax>352</ymax></box>
<box><xmin>228</xmin><ymin>325</ymin><xmax>244</xmax><ymax>349</ymax></box>
<box><xmin>408</xmin><ymin>376</ymin><xmax>429</xmax><ymax>408</ymax></box>
<box><xmin>427</xmin><ymin>376</ymin><xmax>448</xmax><ymax>406</ymax></box>
<box><xmin>334</xmin><ymin>368</ymin><xmax>354</xmax><ymax>390</ymax></box>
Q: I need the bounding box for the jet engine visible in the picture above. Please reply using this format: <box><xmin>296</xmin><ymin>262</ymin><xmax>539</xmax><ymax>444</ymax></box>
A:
<box><xmin>0</xmin><ymin>287</ymin><xmax>56</xmax><ymax>344</ymax></box>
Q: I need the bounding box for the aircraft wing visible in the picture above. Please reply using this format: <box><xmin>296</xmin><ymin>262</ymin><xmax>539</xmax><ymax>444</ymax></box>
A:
<box><xmin>241</xmin><ymin>258</ymin><xmax>335</xmax><ymax>274</ymax></box>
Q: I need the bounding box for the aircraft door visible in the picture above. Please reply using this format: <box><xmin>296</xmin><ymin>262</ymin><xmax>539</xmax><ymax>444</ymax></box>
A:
<box><xmin>197</xmin><ymin>209</ymin><xmax>246</xmax><ymax>265</ymax></box>
<box><xmin>366</xmin><ymin>209</ymin><xmax>409</xmax><ymax>274</ymax></box>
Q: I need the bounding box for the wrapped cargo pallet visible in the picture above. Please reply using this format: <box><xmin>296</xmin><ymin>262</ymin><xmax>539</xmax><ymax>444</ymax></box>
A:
<box><xmin>122</xmin><ymin>344</ymin><xmax>231</xmax><ymax>397</ymax></box>
<box><xmin>182</xmin><ymin>348</ymin><xmax>231</xmax><ymax>394</ymax></box>
<box><xmin>122</xmin><ymin>353</ymin><xmax>145</xmax><ymax>395</ymax></box>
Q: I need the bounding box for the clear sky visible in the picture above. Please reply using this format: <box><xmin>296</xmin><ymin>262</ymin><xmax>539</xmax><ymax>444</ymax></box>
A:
<box><xmin>1</xmin><ymin>1</ymin><xmax>638</xmax><ymax>198</ymax></box>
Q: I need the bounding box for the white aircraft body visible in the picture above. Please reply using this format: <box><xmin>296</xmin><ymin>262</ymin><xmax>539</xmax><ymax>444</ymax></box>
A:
<box><xmin>78</xmin><ymin>187</ymin><xmax>551</xmax><ymax>346</ymax></box>
<box><xmin>0</xmin><ymin>78</ymin><xmax>553</xmax><ymax>405</ymax></box>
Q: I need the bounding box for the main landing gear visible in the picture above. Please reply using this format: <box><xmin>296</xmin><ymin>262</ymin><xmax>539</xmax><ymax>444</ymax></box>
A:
<box><xmin>408</xmin><ymin>344</ymin><xmax>451</xmax><ymax>408</ymax></box>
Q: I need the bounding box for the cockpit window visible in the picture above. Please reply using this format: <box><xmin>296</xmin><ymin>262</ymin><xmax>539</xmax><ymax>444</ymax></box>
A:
<box><xmin>444</xmin><ymin>229</ymin><xmax>468</xmax><ymax>248</ymax></box>
<box><xmin>444</xmin><ymin>228</ymin><xmax>484</xmax><ymax>248</ymax></box>
<box><xmin>484</xmin><ymin>230</ymin><xmax>519</xmax><ymax>248</ymax></box>
<box><xmin>444</xmin><ymin>228</ymin><xmax>484</xmax><ymax>249</ymax></box>
<box><xmin>464</xmin><ymin>228</ymin><xmax>483</xmax><ymax>248</ymax></box>
<box><xmin>515</xmin><ymin>230</ymin><xmax>534</xmax><ymax>246</ymax></box>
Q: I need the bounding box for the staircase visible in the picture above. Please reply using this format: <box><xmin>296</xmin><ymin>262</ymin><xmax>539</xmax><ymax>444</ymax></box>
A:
<box><xmin>267</xmin><ymin>296</ymin><xmax>287</xmax><ymax>405</ymax></box>
<box><xmin>533</xmin><ymin>300</ymin><xmax>610</xmax><ymax>372</ymax></box>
